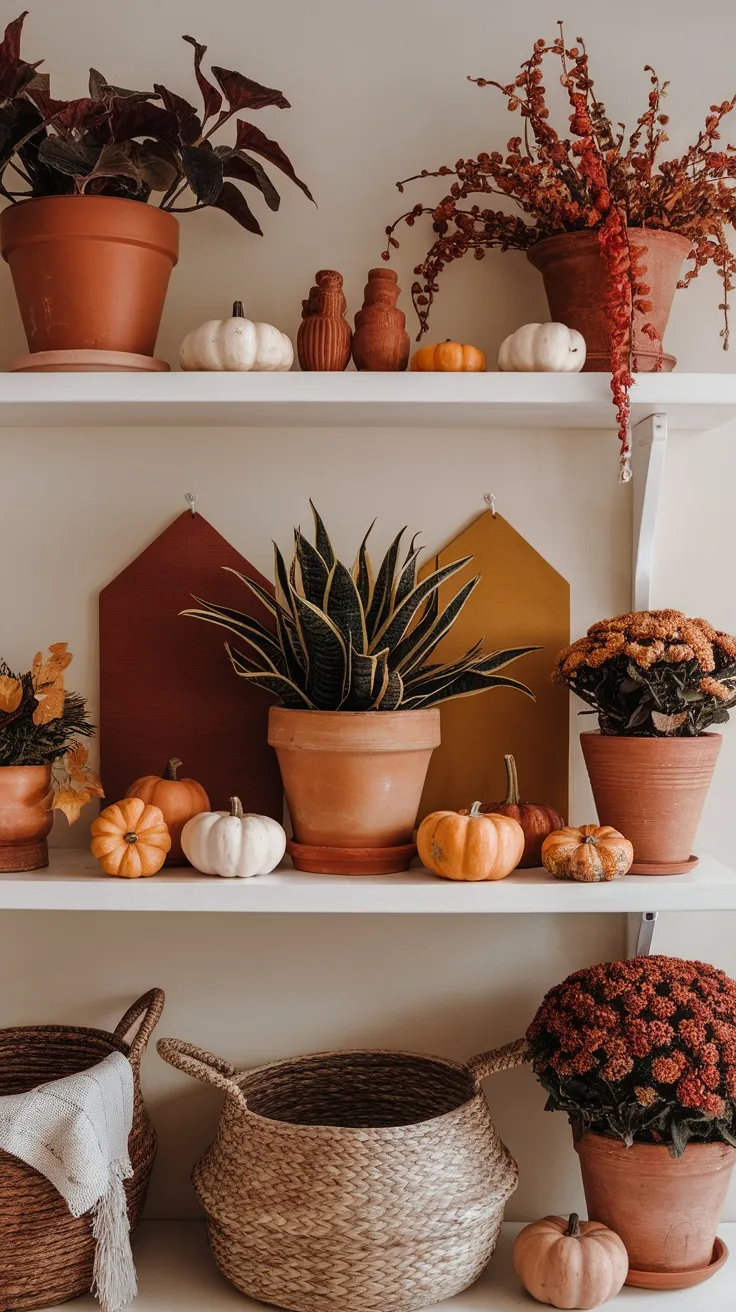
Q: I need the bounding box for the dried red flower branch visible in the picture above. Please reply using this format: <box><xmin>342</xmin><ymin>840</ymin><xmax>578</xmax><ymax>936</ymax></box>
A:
<box><xmin>384</xmin><ymin>27</ymin><xmax>736</xmax><ymax>480</ymax></box>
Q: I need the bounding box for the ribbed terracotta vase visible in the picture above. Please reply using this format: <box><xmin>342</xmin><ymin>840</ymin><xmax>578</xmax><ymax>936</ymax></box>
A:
<box><xmin>0</xmin><ymin>195</ymin><xmax>179</xmax><ymax>358</ymax></box>
<box><xmin>297</xmin><ymin>269</ymin><xmax>352</xmax><ymax>371</ymax></box>
<box><xmin>352</xmin><ymin>268</ymin><xmax>410</xmax><ymax>371</ymax></box>
<box><xmin>0</xmin><ymin>765</ymin><xmax>54</xmax><ymax>872</ymax></box>
<box><xmin>268</xmin><ymin>707</ymin><xmax>440</xmax><ymax>874</ymax></box>
<box><xmin>580</xmin><ymin>731</ymin><xmax>721</xmax><ymax>874</ymax></box>
<box><xmin>528</xmin><ymin>229</ymin><xmax>691</xmax><ymax>372</ymax></box>
<box><xmin>576</xmin><ymin>1132</ymin><xmax>735</xmax><ymax>1287</ymax></box>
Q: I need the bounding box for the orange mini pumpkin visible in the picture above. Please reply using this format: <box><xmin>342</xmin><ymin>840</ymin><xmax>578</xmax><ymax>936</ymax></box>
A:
<box><xmin>90</xmin><ymin>798</ymin><xmax>171</xmax><ymax>878</ymax></box>
<box><xmin>417</xmin><ymin>802</ymin><xmax>524</xmax><ymax>881</ymax></box>
<box><xmin>477</xmin><ymin>754</ymin><xmax>565</xmax><ymax>868</ymax></box>
<box><xmin>541</xmin><ymin>824</ymin><xmax>633</xmax><ymax>882</ymax></box>
<box><xmin>126</xmin><ymin>757</ymin><xmax>209</xmax><ymax>865</ymax></box>
<box><xmin>410</xmin><ymin>340</ymin><xmax>486</xmax><ymax>372</ymax></box>
<box><xmin>513</xmin><ymin>1213</ymin><xmax>628</xmax><ymax>1310</ymax></box>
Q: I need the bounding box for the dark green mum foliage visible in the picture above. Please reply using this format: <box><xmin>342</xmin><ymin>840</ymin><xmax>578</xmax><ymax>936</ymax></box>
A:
<box><xmin>184</xmin><ymin>503</ymin><xmax>538</xmax><ymax>711</ymax></box>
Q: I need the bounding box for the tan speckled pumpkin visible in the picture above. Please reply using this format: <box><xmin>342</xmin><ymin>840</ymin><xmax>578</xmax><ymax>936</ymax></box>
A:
<box><xmin>541</xmin><ymin>824</ymin><xmax>633</xmax><ymax>882</ymax></box>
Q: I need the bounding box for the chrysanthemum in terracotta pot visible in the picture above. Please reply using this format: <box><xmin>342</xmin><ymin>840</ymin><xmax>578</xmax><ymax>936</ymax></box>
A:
<box><xmin>184</xmin><ymin>503</ymin><xmax>537</xmax><ymax>874</ymax></box>
<box><xmin>553</xmin><ymin>609</ymin><xmax>736</xmax><ymax>874</ymax></box>
<box><xmin>525</xmin><ymin>956</ymin><xmax>736</xmax><ymax>1290</ymax></box>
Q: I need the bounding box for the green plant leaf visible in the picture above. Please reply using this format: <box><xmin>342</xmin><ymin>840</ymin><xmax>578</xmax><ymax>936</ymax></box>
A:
<box><xmin>365</xmin><ymin>527</ymin><xmax>405</xmax><ymax>640</ymax></box>
<box><xmin>343</xmin><ymin>646</ymin><xmax>381</xmax><ymax>711</ymax></box>
<box><xmin>390</xmin><ymin>588</ymin><xmax>440</xmax><ymax>670</ymax></box>
<box><xmin>369</xmin><ymin>649</ymin><xmax>390</xmax><ymax>709</ymax></box>
<box><xmin>351</xmin><ymin>520</ymin><xmax>375</xmax><ymax>613</ymax></box>
<box><xmin>291</xmin><ymin>593</ymin><xmax>347</xmax><ymax>709</ymax></box>
<box><xmin>375</xmin><ymin>668</ymin><xmax>404</xmax><ymax>710</ymax></box>
<box><xmin>395</xmin><ymin>576</ymin><xmax>479</xmax><ymax>673</ymax></box>
<box><xmin>325</xmin><ymin>559</ymin><xmax>367</xmax><ymax>654</ymax></box>
<box><xmin>274</xmin><ymin>542</ymin><xmax>295</xmax><ymax>616</ymax></box>
<box><xmin>370</xmin><ymin>555</ymin><xmax>473</xmax><ymax>654</ymax></box>
<box><xmin>310</xmin><ymin>500</ymin><xmax>335</xmax><ymax>568</ymax></box>
<box><xmin>393</xmin><ymin>533</ymin><xmax>422</xmax><ymax>610</ymax></box>
<box><xmin>472</xmin><ymin>645</ymin><xmax>541</xmax><ymax>674</ymax></box>
<box><xmin>222</xmin><ymin>567</ymin><xmax>281</xmax><ymax>620</ymax></box>
<box><xmin>404</xmin><ymin>644</ymin><xmax>483</xmax><ymax>697</ymax></box>
<box><xmin>182</xmin><ymin>599</ymin><xmax>284</xmax><ymax>670</ymax></box>
<box><xmin>407</xmin><ymin>669</ymin><xmax>536</xmax><ymax>708</ymax></box>
<box><xmin>294</xmin><ymin>529</ymin><xmax>330</xmax><ymax>605</ymax></box>
<box><xmin>227</xmin><ymin>644</ymin><xmax>314</xmax><ymax>707</ymax></box>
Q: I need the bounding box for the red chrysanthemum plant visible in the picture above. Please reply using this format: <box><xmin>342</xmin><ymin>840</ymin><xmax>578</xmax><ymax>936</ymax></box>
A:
<box><xmin>526</xmin><ymin>956</ymin><xmax>736</xmax><ymax>1156</ymax></box>
<box><xmin>383</xmin><ymin>26</ymin><xmax>736</xmax><ymax>481</ymax></box>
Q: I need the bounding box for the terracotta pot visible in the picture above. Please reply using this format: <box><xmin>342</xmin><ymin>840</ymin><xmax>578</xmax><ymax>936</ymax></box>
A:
<box><xmin>576</xmin><ymin>1131</ymin><xmax>736</xmax><ymax>1285</ymax></box>
<box><xmin>0</xmin><ymin>196</ymin><xmax>179</xmax><ymax>357</ymax></box>
<box><xmin>268</xmin><ymin>707</ymin><xmax>441</xmax><ymax>873</ymax></box>
<box><xmin>297</xmin><ymin>269</ymin><xmax>352</xmax><ymax>371</ymax></box>
<box><xmin>0</xmin><ymin>765</ymin><xmax>54</xmax><ymax>872</ymax></box>
<box><xmin>580</xmin><ymin>731</ymin><xmax>720</xmax><ymax>874</ymax></box>
<box><xmin>527</xmin><ymin>228</ymin><xmax>691</xmax><ymax>372</ymax></box>
<box><xmin>352</xmin><ymin>268</ymin><xmax>410</xmax><ymax>371</ymax></box>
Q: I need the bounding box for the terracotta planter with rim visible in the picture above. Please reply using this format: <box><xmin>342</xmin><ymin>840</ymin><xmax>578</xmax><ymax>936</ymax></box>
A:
<box><xmin>580</xmin><ymin>731</ymin><xmax>721</xmax><ymax>874</ymax></box>
<box><xmin>268</xmin><ymin>707</ymin><xmax>441</xmax><ymax>874</ymax></box>
<box><xmin>528</xmin><ymin>228</ymin><xmax>691</xmax><ymax>372</ymax></box>
<box><xmin>576</xmin><ymin>1131</ymin><xmax>735</xmax><ymax>1286</ymax></box>
<box><xmin>0</xmin><ymin>765</ymin><xmax>54</xmax><ymax>872</ymax></box>
<box><xmin>0</xmin><ymin>195</ymin><xmax>179</xmax><ymax>359</ymax></box>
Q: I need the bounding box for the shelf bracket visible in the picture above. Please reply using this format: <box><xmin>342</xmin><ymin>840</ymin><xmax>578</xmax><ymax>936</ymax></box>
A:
<box><xmin>626</xmin><ymin>910</ymin><xmax>659</xmax><ymax>958</ymax></box>
<box><xmin>631</xmin><ymin>413</ymin><xmax>667</xmax><ymax>609</ymax></box>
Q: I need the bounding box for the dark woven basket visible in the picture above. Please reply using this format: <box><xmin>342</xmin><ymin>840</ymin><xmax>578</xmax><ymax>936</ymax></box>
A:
<box><xmin>0</xmin><ymin>988</ymin><xmax>164</xmax><ymax>1311</ymax></box>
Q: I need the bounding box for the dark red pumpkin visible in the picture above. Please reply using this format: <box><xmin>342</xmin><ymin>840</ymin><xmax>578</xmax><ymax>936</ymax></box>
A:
<box><xmin>478</xmin><ymin>755</ymin><xmax>564</xmax><ymax>868</ymax></box>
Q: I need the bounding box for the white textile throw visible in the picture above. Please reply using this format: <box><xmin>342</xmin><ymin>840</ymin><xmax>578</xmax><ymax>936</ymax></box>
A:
<box><xmin>0</xmin><ymin>1050</ymin><xmax>136</xmax><ymax>1312</ymax></box>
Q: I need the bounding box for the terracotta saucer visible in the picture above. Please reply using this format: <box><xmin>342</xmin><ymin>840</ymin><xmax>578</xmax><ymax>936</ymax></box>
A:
<box><xmin>629</xmin><ymin>853</ymin><xmax>699</xmax><ymax>876</ymax></box>
<box><xmin>287</xmin><ymin>840</ymin><xmax>417</xmax><ymax>876</ymax></box>
<box><xmin>625</xmin><ymin>1236</ymin><xmax>728</xmax><ymax>1290</ymax></box>
<box><xmin>10</xmin><ymin>349</ymin><xmax>170</xmax><ymax>372</ymax></box>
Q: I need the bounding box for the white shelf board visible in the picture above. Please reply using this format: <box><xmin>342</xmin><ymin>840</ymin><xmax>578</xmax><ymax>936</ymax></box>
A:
<box><xmin>0</xmin><ymin>370</ymin><xmax>735</xmax><ymax>429</ymax></box>
<box><xmin>2</xmin><ymin>848</ymin><xmax>734</xmax><ymax>912</ymax></box>
<box><xmin>45</xmin><ymin>1219</ymin><xmax>736</xmax><ymax>1310</ymax></box>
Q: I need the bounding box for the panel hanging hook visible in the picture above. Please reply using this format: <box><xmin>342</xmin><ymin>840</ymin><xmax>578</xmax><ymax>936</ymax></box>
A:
<box><xmin>483</xmin><ymin>492</ymin><xmax>497</xmax><ymax>518</ymax></box>
<box><xmin>185</xmin><ymin>492</ymin><xmax>198</xmax><ymax>517</ymax></box>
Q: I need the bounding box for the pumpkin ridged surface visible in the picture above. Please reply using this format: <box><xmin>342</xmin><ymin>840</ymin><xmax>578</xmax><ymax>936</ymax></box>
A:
<box><xmin>417</xmin><ymin>805</ymin><xmax>524</xmax><ymax>881</ymax></box>
<box><xmin>513</xmin><ymin>1213</ymin><xmax>628</xmax><ymax>1309</ymax></box>
<box><xmin>478</xmin><ymin>755</ymin><xmax>565</xmax><ymax>867</ymax></box>
<box><xmin>90</xmin><ymin>797</ymin><xmax>171</xmax><ymax>878</ymax></box>
<box><xmin>541</xmin><ymin>824</ymin><xmax>633</xmax><ymax>882</ymax></box>
<box><xmin>126</xmin><ymin>758</ymin><xmax>210</xmax><ymax>864</ymax></box>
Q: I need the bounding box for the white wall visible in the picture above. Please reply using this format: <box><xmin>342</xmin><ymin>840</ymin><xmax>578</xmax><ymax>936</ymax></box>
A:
<box><xmin>2</xmin><ymin>0</ymin><xmax>735</xmax><ymax>1223</ymax></box>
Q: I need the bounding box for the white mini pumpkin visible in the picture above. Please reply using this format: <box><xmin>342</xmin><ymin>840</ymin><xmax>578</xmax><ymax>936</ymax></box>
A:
<box><xmin>181</xmin><ymin>797</ymin><xmax>286</xmax><ymax>877</ymax></box>
<box><xmin>179</xmin><ymin>301</ymin><xmax>294</xmax><ymax>372</ymax></box>
<box><xmin>498</xmin><ymin>322</ymin><xmax>586</xmax><ymax>373</ymax></box>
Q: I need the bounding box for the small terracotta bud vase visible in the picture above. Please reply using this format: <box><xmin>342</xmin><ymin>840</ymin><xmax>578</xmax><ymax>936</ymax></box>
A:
<box><xmin>0</xmin><ymin>765</ymin><xmax>54</xmax><ymax>871</ymax></box>
<box><xmin>297</xmin><ymin>270</ymin><xmax>352</xmax><ymax>371</ymax></box>
<box><xmin>352</xmin><ymin>268</ymin><xmax>410</xmax><ymax>371</ymax></box>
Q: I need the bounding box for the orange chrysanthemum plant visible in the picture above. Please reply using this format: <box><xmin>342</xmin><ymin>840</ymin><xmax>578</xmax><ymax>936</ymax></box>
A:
<box><xmin>527</xmin><ymin>957</ymin><xmax>736</xmax><ymax>1157</ymax></box>
<box><xmin>383</xmin><ymin>26</ymin><xmax>736</xmax><ymax>479</ymax></box>
<box><xmin>0</xmin><ymin>643</ymin><xmax>103</xmax><ymax>822</ymax></box>
<box><xmin>553</xmin><ymin>610</ymin><xmax>736</xmax><ymax>736</ymax></box>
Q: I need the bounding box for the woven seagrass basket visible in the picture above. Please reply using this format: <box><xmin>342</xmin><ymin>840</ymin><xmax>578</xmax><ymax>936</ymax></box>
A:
<box><xmin>158</xmin><ymin>1035</ymin><xmax>527</xmax><ymax>1312</ymax></box>
<box><xmin>0</xmin><ymin>988</ymin><xmax>164</xmax><ymax>1311</ymax></box>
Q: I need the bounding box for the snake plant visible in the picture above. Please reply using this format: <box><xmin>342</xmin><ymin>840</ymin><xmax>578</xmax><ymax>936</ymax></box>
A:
<box><xmin>183</xmin><ymin>504</ymin><xmax>538</xmax><ymax>711</ymax></box>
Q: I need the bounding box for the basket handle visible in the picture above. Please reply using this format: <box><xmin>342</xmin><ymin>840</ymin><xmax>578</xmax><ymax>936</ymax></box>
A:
<box><xmin>157</xmin><ymin>1037</ymin><xmax>248</xmax><ymax>1108</ymax></box>
<box><xmin>113</xmin><ymin>989</ymin><xmax>165</xmax><ymax>1065</ymax></box>
<box><xmin>466</xmin><ymin>1037</ymin><xmax>530</xmax><ymax>1083</ymax></box>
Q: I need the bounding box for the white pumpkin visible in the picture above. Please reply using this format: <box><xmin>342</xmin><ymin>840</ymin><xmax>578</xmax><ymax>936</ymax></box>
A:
<box><xmin>498</xmin><ymin>322</ymin><xmax>586</xmax><ymax>373</ymax></box>
<box><xmin>181</xmin><ymin>797</ymin><xmax>286</xmax><ymax>878</ymax></box>
<box><xmin>179</xmin><ymin>301</ymin><xmax>294</xmax><ymax>372</ymax></box>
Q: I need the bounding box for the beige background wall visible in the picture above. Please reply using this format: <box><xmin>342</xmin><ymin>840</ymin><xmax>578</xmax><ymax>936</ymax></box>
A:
<box><xmin>1</xmin><ymin>0</ymin><xmax>735</xmax><ymax>1221</ymax></box>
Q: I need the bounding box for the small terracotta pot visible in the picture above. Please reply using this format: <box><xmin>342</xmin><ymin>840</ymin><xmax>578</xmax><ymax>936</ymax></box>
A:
<box><xmin>268</xmin><ymin>707</ymin><xmax>441</xmax><ymax>873</ymax></box>
<box><xmin>576</xmin><ymin>1131</ymin><xmax>736</xmax><ymax>1285</ymax></box>
<box><xmin>528</xmin><ymin>228</ymin><xmax>691</xmax><ymax>372</ymax></box>
<box><xmin>0</xmin><ymin>765</ymin><xmax>54</xmax><ymax>872</ymax></box>
<box><xmin>0</xmin><ymin>195</ymin><xmax>179</xmax><ymax>357</ymax></box>
<box><xmin>580</xmin><ymin>731</ymin><xmax>721</xmax><ymax>874</ymax></box>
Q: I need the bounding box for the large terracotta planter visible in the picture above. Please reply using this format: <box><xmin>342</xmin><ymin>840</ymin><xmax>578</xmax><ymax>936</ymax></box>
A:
<box><xmin>580</xmin><ymin>731</ymin><xmax>721</xmax><ymax>874</ymax></box>
<box><xmin>0</xmin><ymin>195</ymin><xmax>179</xmax><ymax>358</ymax></box>
<box><xmin>528</xmin><ymin>228</ymin><xmax>691</xmax><ymax>372</ymax></box>
<box><xmin>576</xmin><ymin>1131</ymin><xmax>735</xmax><ymax>1287</ymax></box>
<box><xmin>0</xmin><ymin>765</ymin><xmax>54</xmax><ymax>872</ymax></box>
<box><xmin>268</xmin><ymin>707</ymin><xmax>440</xmax><ymax>874</ymax></box>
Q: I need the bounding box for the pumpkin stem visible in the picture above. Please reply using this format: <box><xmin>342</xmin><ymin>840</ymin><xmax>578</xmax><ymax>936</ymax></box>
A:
<box><xmin>566</xmin><ymin>1213</ymin><xmax>581</xmax><ymax>1239</ymax></box>
<box><xmin>469</xmin><ymin>801</ymin><xmax>484</xmax><ymax>817</ymax></box>
<box><xmin>503</xmin><ymin>754</ymin><xmax>521</xmax><ymax>806</ymax></box>
<box><xmin>230</xmin><ymin>797</ymin><xmax>244</xmax><ymax>819</ymax></box>
<box><xmin>582</xmin><ymin>836</ymin><xmax>597</xmax><ymax>845</ymax></box>
<box><xmin>232</xmin><ymin>300</ymin><xmax>245</xmax><ymax>318</ymax></box>
<box><xmin>164</xmin><ymin>758</ymin><xmax>183</xmax><ymax>782</ymax></box>
<box><xmin>124</xmin><ymin>832</ymin><xmax>139</xmax><ymax>845</ymax></box>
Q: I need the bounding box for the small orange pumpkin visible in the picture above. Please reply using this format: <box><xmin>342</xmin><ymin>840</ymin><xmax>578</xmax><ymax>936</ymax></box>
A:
<box><xmin>417</xmin><ymin>802</ymin><xmax>524</xmax><ymax>881</ymax></box>
<box><xmin>477</xmin><ymin>755</ymin><xmax>565</xmax><ymax>868</ymax></box>
<box><xmin>410</xmin><ymin>339</ymin><xmax>486</xmax><ymax>372</ymax></box>
<box><xmin>90</xmin><ymin>798</ymin><xmax>171</xmax><ymax>878</ymax></box>
<box><xmin>542</xmin><ymin>824</ymin><xmax>633</xmax><ymax>882</ymax></box>
<box><xmin>513</xmin><ymin>1213</ymin><xmax>628</xmax><ymax>1309</ymax></box>
<box><xmin>126</xmin><ymin>757</ymin><xmax>209</xmax><ymax>865</ymax></box>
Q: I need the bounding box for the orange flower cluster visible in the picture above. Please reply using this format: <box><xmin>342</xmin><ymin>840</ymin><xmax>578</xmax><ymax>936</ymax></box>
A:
<box><xmin>384</xmin><ymin>27</ymin><xmax>736</xmax><ymax>478</ymax></box>
<box><xmin>527</xmin><ymin>957</ymin><xmax>736</xmax><ymax>1151</ymax></box>
<box><xmin>555</xmin><ymin>610</ymin><xmax>736</xmax><ymax>684</ymax></box>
